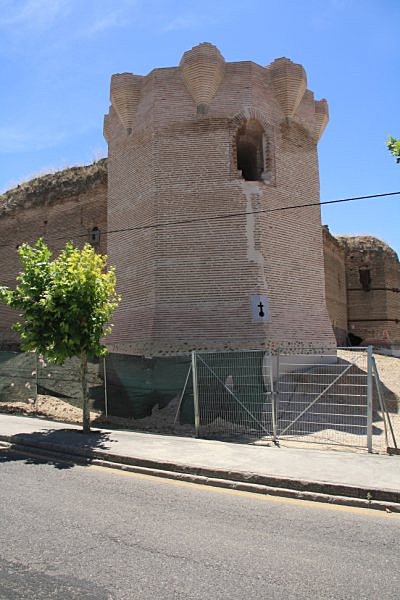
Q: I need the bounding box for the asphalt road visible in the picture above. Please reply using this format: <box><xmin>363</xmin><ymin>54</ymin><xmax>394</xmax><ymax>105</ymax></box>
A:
<box><xmin>0</xmin><ymin>449</ymin><xmax>399</xmax><ymax>600</ymax></box>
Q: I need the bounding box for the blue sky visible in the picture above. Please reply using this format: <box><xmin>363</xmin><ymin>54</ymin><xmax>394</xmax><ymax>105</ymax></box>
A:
<box><xmin>1</xmin><ymin>0</ymin><xmax>399</xmax><ymax>253</ymax></box>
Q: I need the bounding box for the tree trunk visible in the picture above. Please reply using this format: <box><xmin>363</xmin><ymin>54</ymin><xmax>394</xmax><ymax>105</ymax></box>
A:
<box><xmin>80</xmin><ymin>349</ymin><xmax>90</xmax><ymax>433</ymax></box>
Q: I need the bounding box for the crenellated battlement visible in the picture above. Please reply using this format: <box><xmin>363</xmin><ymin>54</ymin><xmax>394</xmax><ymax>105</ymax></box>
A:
<box><xmin>104</xmin><ymin>43</ymin><xmax>328</xmax><ymax>146</ymax></box>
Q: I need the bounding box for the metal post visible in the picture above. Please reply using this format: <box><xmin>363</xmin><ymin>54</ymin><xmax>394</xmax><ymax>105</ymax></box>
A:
<box><xmin>269</xmin><ymin>351</ymin><xmax>277</xmax><ymax>444</ymax></box>
<box><xmin>35</xmin><ymin>352</ymin><xmax>39</xmax><ymax>405</ymax></box>
<box><xmin>191</xmin><ymin>351</ymin><xmax>200</xmax><ymax>438</ymax></box>
<box><xmin>372</xmin><ymin>357</ymin><xmax>397</xmax><ymax>450</ymax></box>
<box><xmin>103</xmin><ymin>356</ymin><xmax>108</xmax><ymax>419</ymax></box>
<box><xmin>276</xmin><ymin>350</ymin><xmax>280</xmax><ymax>438</ymax></box>
<box><xmin>173</xmin><ymin>364</ymin><xmax>192</xmax><ymax>426</ymax></box>
<box><xmin>371</xmin><ymin>357</ymin><xmax>389</xmax><ymax>449</ymax></box>
<box><xmin>367</xmin><ymin>345</ymin><xmax>373</xmax><ymax>453</ymax></box>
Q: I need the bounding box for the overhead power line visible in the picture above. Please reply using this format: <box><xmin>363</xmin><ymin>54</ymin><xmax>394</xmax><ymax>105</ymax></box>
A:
<box><xmin>100</xmin><ymin>190</ymin><xmax>400</xmax><ymax>238</ymax></box>
<box><xmin>0</xmin><ymin>190</ymin><xmax>399</xmax><ymax>250</ymax></box>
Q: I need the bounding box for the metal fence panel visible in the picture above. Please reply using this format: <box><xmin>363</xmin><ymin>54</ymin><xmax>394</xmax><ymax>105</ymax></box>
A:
<box><xmin>276</xmin><ymin>349</ymin><xmax>369</xmax><ymax>448</ymax></box>
<box><xmin>194</xmin><ymin>350</ymin><xmax>273</xmax><ymax>439</ymax></box>
<box><xmin>0</xmin><ymin>346</ymin><xmax>397</xmax><ymax>452</ymax></box>
<box><xmin>192</xmin><ymin>347</ymin><xmax>397</xmax><ymax>452</ymax></box>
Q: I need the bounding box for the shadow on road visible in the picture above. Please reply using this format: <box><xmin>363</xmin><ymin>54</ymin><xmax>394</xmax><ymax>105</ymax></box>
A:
<box><xmin>0</xmin><ymin>428</ymin><xmax>114</xmax><ymax>470</ymax></box>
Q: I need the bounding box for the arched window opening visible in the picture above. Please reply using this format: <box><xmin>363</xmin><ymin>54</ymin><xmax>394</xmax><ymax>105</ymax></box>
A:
<box><xmin>236</xmin><ymin>120</ymin><xmax>265</xmax><ymax>181</ymax></box>
<box><xmin>90</xmin><ymin>227</ymin><xmax>100</xmax><ymax>245</ymax></box>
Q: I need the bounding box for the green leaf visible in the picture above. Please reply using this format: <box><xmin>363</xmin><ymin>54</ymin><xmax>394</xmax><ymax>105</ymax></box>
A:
<box><xmin>0</xmin><ymin>239</ymin><xmax>120</xmax><ymax>363</ymax></box>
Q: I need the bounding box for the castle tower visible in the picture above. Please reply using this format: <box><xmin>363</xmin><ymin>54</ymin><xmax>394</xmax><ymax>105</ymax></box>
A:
<box><xmin>104</xmin><ymin>43</ymin><xmax>335</xmax><ymax>355</ymax></box>
<box><xmin>337</xmin><ymin>236</ymin><xmax>400</xmax><ymax>347</ymax></box>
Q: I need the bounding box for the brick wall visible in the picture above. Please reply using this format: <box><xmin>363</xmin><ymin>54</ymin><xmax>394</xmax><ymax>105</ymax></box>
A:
<box><xmin>3</xmin><ymin>45</ymin><xmax>396</xmax><ymax>355</ymax></box>
<box><xmin>0</xmin><ymin>157</ymin><xmax>397</xmax><ymax>353</ymax></box>
<box><xmin>105</xmin><ymin>44</ymin><xmax>336</xmax><ymax>355</ymax></box>
<box><xmin>0</xmin><ymin>161</ymin><xmax>107</xmax><ymax>348</ymax></box>
<box><xmin>338</xmin><ymin>236</ymin><xmax>400</xmax><ymax>345</ymax></box>
<box><xmin>322</xmin><ymin>227</ymin><xmax>347</xmax><ymax>344</ymax></box>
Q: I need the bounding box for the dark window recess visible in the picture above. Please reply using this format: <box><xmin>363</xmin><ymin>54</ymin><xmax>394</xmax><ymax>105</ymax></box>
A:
<box><xmin>90</xmin><ymin>227</ymin><xmax>100</xmax><ymax>244</ymax></box>
<box><xmin>236</xmin><ymin>120</ymin><xmax>264</xmax><ymax>181</ymax></box>
<box><xmin>348</xmin><ymin>332</ymin><xmax>363</xmax><ymax>346</ymax></box>
<box><xmin>359</xmin><ymin>268</ymin><xmax>371</xmax><ymax>291</ymax></box>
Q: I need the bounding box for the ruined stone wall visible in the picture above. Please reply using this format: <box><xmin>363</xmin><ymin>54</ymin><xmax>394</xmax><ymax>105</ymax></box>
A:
<box><xmin>105</xmin><ymin>43</ymin><xmax>335</xmax><ymax>355</ymax></box>
<box><xmin>0</xmin><ymin>161</ymin><xmax>107</xmax><ymax>348</ymax></box>
<box><xmin>337</xmin><ymin>236</ymin><xmax>400</xmax><ymax>346</ymax></box>
<box><xmin>322</xmin><ymin>227</ymin><xmax>347</xmax><ymax>345</ymax></box>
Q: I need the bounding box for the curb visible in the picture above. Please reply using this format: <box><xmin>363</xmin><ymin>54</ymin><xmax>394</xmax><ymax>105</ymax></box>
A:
<box><xmin>1</xmin><ymin>434</ymin><xmax>399</xmax><ymax>513</ymax></box>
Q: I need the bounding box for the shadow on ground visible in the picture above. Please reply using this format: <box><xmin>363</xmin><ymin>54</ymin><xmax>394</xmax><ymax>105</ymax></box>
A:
<box><xmin>0</xmin><ymin>428</ymin><xmax>114</xmax><ymax>470</ymax></box>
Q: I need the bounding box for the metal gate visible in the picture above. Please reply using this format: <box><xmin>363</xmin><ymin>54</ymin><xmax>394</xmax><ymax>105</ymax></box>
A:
<box><xmin>192</xmin><ymin>350</ymin><xmax>274</xmax><ymax>439</ymax></box>
<box><xmin>275</xmin><ymin>349</ymin><xmax>371</xmax><ymax>449</ymax></box>
<box><xmin>191</xmin><ymin>347</ymin><xmax>397</xmax><ymax>452</ymax></box>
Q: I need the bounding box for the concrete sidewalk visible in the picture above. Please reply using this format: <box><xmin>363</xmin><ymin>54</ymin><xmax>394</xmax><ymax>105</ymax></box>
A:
<box><xmin>1</xmin><ymin>413</ymin><xmax>400</xmax><ymax>510</ymax></box>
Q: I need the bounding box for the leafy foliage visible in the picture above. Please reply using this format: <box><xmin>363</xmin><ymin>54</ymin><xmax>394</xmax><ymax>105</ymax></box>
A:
<box><xmin>386</xmin><ymin>136</ymin><xmax>400</xmax><ymax>163</ymax></box>
<box><xmin>0</xmin><ymin>239</ymin><xmax>120</xmax><ymax>363</ymax></box>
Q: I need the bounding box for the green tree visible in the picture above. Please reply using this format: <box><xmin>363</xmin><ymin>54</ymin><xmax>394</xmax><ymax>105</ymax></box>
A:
<box><xmin>0</xmin><ymin>240</ymin><xmax>120</xmax><ymax>432</ymax></box>
<box><xmin>387</xmin><ymin>136</ymin><xmax>400</xmax><ymax>163</ymax></box>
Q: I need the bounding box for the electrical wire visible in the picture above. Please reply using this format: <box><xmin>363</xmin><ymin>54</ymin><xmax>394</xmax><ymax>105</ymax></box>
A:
<box><xmin>0</xmin><ymin>190</ymin><xmax>399</xmax><ymax>250</ymax></box>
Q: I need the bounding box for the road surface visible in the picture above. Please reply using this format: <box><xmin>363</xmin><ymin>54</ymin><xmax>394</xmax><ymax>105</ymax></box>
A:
<box><xmin>0</xmin><ymin>449</ymin><xmax>398</xmax><ymax>599</ymax></box>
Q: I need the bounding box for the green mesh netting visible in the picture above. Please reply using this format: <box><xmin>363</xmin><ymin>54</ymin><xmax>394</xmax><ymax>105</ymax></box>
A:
<box><xmin>104</xmin><ymin>354</ymin><xmax>193</xmax><ymax>423</ymax></box>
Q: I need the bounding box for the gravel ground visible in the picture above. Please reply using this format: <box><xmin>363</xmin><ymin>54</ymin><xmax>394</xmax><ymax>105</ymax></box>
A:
<box><xmin>275</xmin><ymin>350</ymin><xmax>400</xmax><ymax>453</ymax></box>
<box><xmin>369</xmin><ymin>353</ymin><xmax>400</xmax><ymax>400</ymax></box>
<box><xmin>337</xmin><ymin>350</ymin><xmax>400</xmax><ymax>452</ymax></box>
<box><xmin>338</xmin><ymin>350</ymin><xmax>400</xmax><ymax>401</ymax></box>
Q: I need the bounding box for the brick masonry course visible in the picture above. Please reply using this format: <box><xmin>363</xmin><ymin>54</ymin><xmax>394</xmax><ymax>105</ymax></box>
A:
<box><xmin>0</xmin><ymin>45</ymin><xmax>399</xmax><ymax>353</ymax></box>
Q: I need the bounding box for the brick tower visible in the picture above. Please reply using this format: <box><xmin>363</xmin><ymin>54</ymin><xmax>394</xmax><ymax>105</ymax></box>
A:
<box><xmin>104</xmin><ymin>43</ymin><xmax>336</xmax><ymax>355</ymax></box>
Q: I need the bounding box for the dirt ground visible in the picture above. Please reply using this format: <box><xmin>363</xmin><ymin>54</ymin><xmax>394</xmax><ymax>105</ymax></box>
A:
<box><xmin>0</xmin><ymin>395</ymin><xmax>101</xmax><ymax>424</ymax></box>
<box><xmin>0</xmin><ymin>392</ymin><xmax>193</xmax><ymax>434</ymax></box>
<box><xmin>0</xmin><ymin>350</ymin><xmax>399</xmax><ymax>450</ymax></box>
